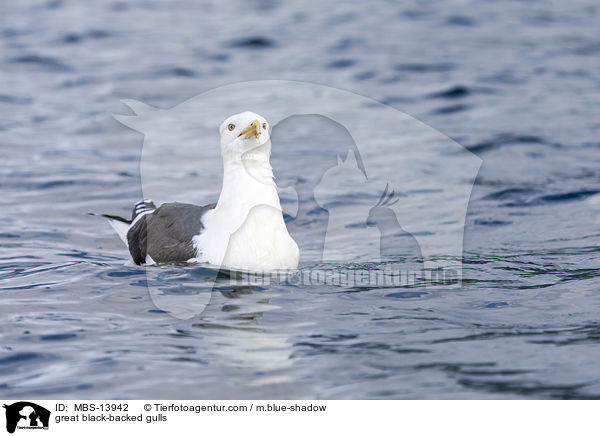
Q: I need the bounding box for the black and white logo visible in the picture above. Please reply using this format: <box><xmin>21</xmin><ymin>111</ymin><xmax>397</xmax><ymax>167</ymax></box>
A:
<box><xmin>3</xmin><ymin>402</ymin><xmax>50</xmax><ymax>434</ymax></box>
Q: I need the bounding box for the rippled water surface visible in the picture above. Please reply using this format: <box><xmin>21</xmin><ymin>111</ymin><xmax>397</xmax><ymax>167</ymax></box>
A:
<box><xmin>1</xmin><ymin>0</ymin><xmax>600</xmax><ymax>399</ymax></box>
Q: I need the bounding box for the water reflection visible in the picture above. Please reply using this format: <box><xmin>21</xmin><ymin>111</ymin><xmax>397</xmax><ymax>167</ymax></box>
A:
<box><xmin>144</xmin><ymin>266</ymin><xmax>216</xmax><ymax>320</ymax></box>
<box><xmin>192</xmin><ymin>285</ymin><xmax>294</xmax><ymax>387</ymax></box>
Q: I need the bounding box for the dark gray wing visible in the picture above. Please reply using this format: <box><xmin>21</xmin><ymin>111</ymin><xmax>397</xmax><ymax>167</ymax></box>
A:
<box><xmin>127</xmin><ymin>202</ymin><xmax>216</xmax><ymax>265</ymax></box>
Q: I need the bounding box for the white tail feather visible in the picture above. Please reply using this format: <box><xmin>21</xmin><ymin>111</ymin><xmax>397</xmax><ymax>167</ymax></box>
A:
<box><xmin>107</xmin><ymin>219</ymin><xmax>130</xmax><ymax>247</ymax></box>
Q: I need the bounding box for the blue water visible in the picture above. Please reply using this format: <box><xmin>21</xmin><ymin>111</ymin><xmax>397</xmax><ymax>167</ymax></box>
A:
<box><xmin>1</xmin><ymin>0</ymin><xmax>600</xmax><ymax>399</ymax></box>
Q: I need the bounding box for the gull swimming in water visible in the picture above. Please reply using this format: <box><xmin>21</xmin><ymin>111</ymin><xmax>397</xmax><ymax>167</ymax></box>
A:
<box><xmin>102</xmin><ymin>111</ymin><xmax>299</xmax><ymax>272</ymax></box>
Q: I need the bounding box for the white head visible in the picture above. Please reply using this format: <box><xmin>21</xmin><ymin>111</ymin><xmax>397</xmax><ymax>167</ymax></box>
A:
<box><xmin>219</xmin><ymin>111</ymin><xmax>271</xmax><ymax>161</ymax></box>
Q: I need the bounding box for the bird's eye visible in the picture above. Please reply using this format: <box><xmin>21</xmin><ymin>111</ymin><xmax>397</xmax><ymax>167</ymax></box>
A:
<box><xmin>262</xmin><ymin>123</ymin><xmax>267</xmax><ymax>130</ymax></box>
<box><xmin>228</xmin><ymin>123</ymin><xmax>235</xmax><ymax>131</ymax></box>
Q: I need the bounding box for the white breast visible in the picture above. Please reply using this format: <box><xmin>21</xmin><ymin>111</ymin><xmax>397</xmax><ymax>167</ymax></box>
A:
<box><xmin>192</xmin><ymin>158</ymin><xmax>299</xmax><ymax>272</ymax></box>
<box><xmin>222</xmin><ymin>204</ymin><xmax>299</xmax><ymax>271</ymax></box>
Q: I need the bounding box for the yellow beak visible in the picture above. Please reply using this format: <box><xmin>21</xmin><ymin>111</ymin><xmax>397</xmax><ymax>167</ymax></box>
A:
<box><xmin>239</xmin><ymin>119</ymin><xmax>261</xmax><ymax>139</ymax></box>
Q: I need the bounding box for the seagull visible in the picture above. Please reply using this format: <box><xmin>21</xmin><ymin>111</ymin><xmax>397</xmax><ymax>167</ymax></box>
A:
<box><xmin>102</xmin><ymin>111</ymin><xmax>299</xmax><ymax>272</ymax></box>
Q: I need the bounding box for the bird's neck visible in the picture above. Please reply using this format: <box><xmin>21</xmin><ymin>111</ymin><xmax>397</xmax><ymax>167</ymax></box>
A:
<box><xmin>216</xmin><ymin>155</ymin><xmax>280</xmax><ymax>216</ymax></box>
